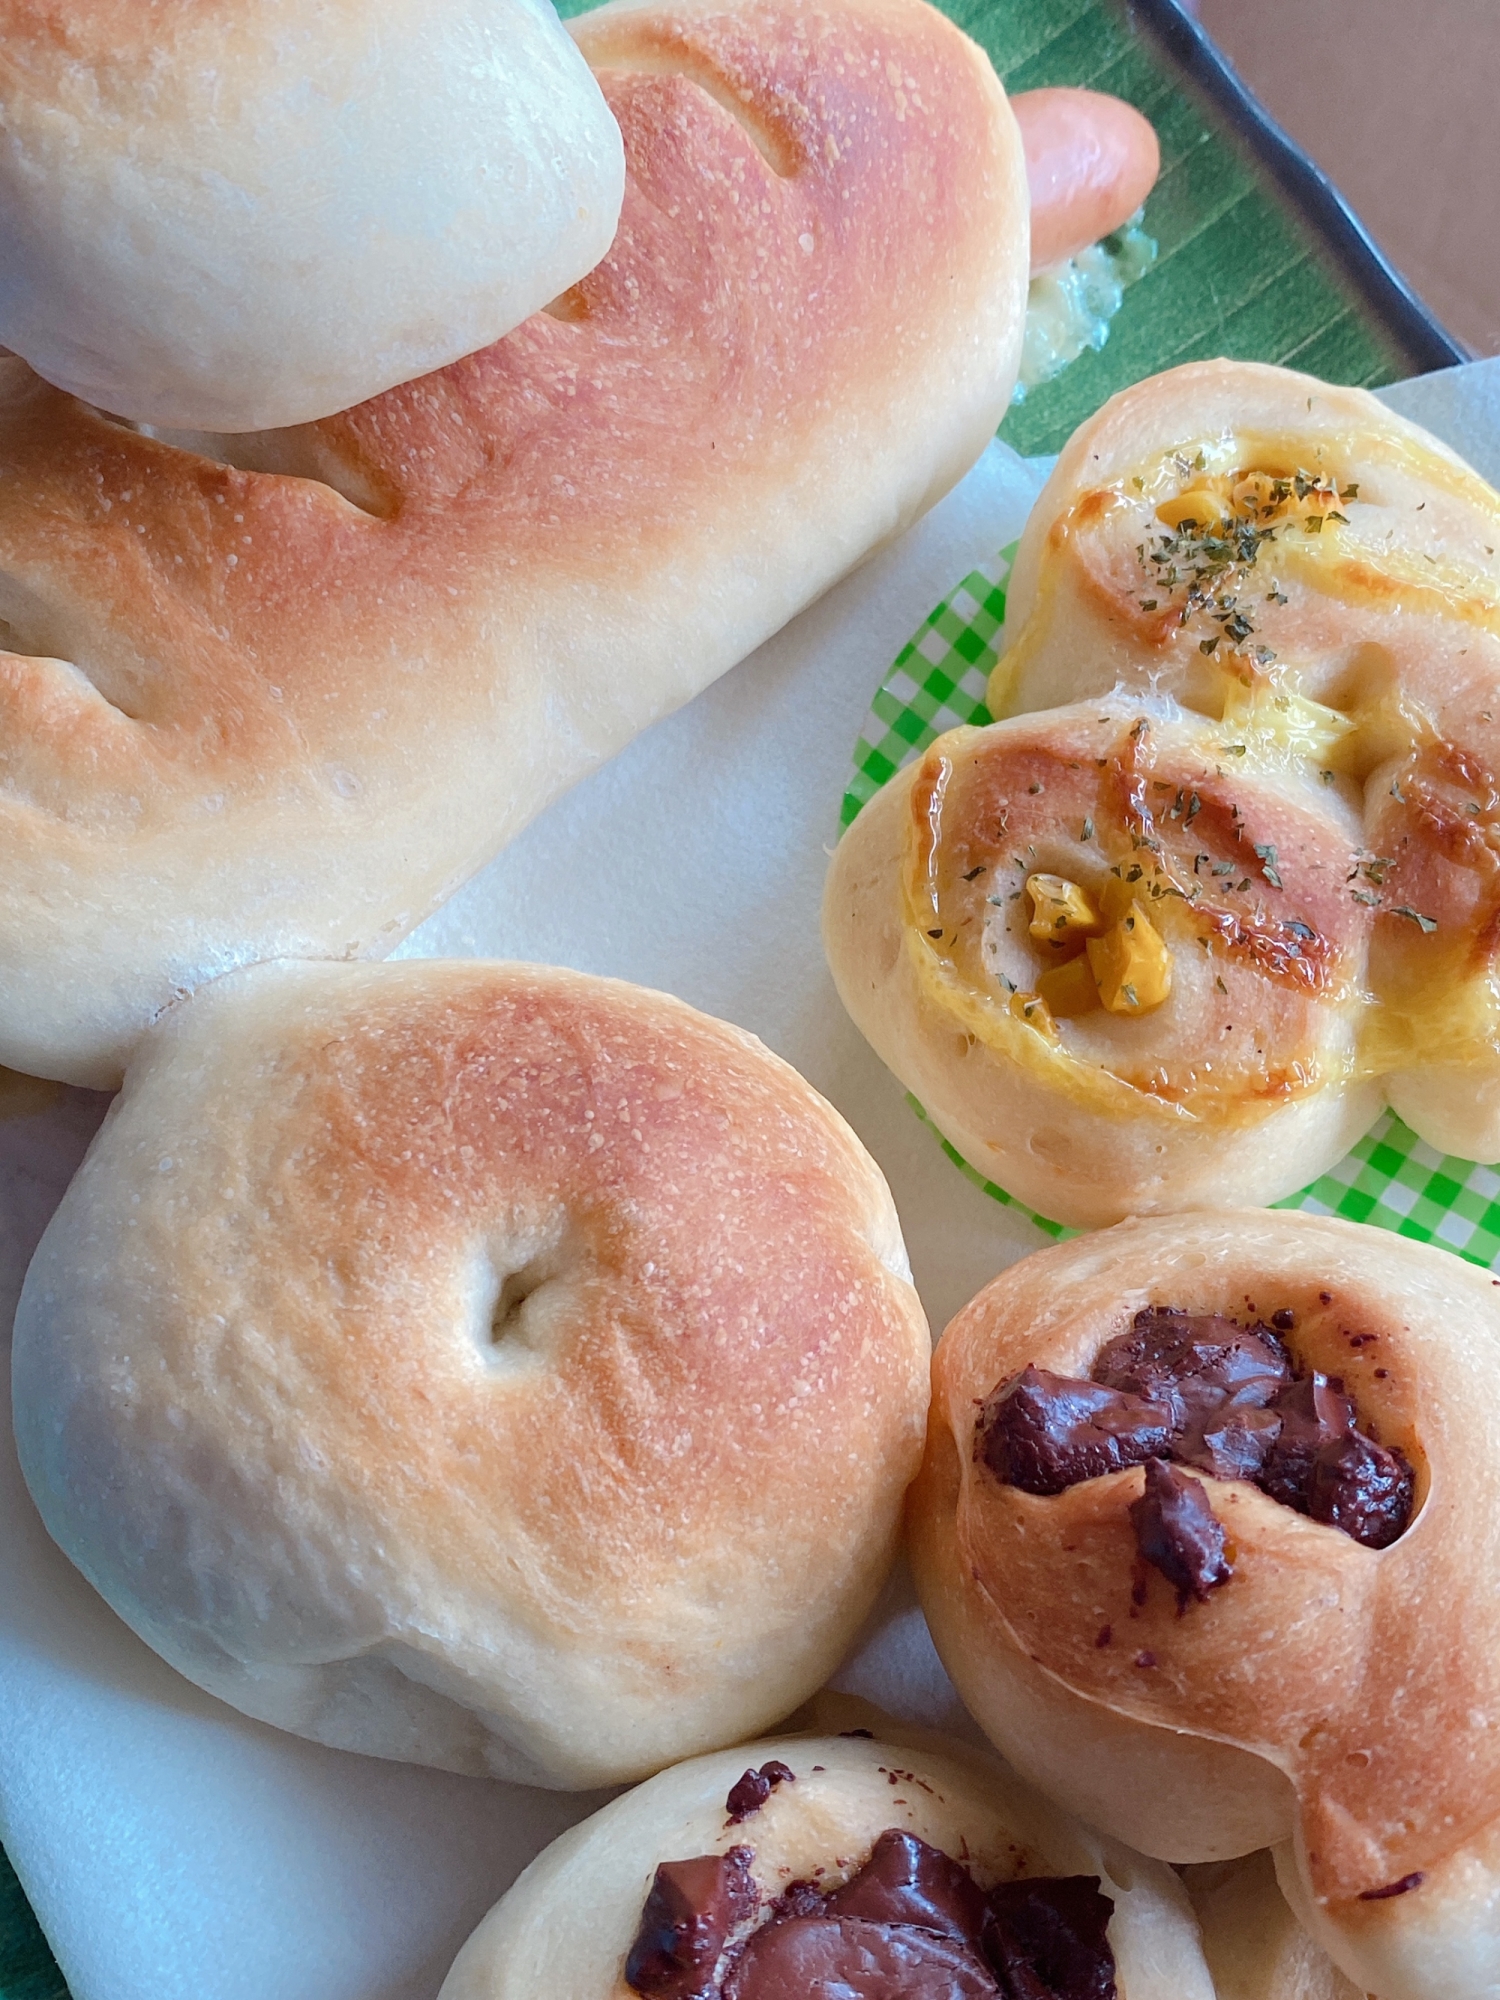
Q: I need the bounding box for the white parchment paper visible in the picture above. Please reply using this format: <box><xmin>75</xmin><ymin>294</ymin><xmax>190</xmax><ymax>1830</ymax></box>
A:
<box><xmin>2</xmin><ymin>356</ymin><xmax>1495</xmax><ymax>2000</ymax></box>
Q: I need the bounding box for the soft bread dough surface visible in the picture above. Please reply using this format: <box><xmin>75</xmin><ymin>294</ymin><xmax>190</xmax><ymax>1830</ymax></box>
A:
<box><xmin>437</xmin><ymin>1725</ymin><xmax>1215</xmax><ymax>1997</ymax></box>
<box><xmin>1181</xmin><ymin>1852</ymin><xmax>1364</xmax><ymax>2000</ymax></box>
<box><xmin>908</xmin><ymin>1209</ymin><xmax>1500</xmax><ymax>2000</ymax></box>
<box><xmin>0</xmin><ymin>0</ymin><xmax>625</xmax><ymax>430</ymax></box>
<box><xmin>0</xmin><ymin>0</ymin><xmax>1029</xmax><ymax>1088</ymax></box>
<box><xmin>11</xmin><ymin>960</ymin><xmax>931</xmax><ymax>1788</ymax></box>
<box><xmin>825</xmin><ymin>360</ymin><xmax>1500</xmax><ymax>1224</ymax></box>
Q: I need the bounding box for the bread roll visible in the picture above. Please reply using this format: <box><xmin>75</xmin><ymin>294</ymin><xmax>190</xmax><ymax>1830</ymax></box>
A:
<box><xmin>0</xmin><ymin>0</ymin><xmax>625</xmax><ymax>431</ymax></box>
<box><xmin>0</xmin><ymin>0</ymin><xmax>1028</xmax><ymax>1090</ymax></box>
<box><xmin>824</xmin><ymin>693</ymin><xmax>1383</xmax><ymax>1228</ymax></box>
<box><xmin>908</xmin><ymin>1209</ymin><xmax>1500</xmax><ymax>2000</ymax></box>
<box><xmin>11</xmin><ymin>959</ymin><xmax>931</xmax><ymax>1788</ymax></box>
<box><xmin>1013</xmin><ymin>88</ymin><xmax>1160</xmax><ymax>270</ymax></box>
<box><xmin>826</xmin><ymin>361</ymin><xmax>1500</xmax><ymax>1222</ymax></box>
<box><xmin>1181</xmin><ymin>1852</ymin><xmax>1364</xmax><ymax>2000</ymax></box>
<box><xmin>438</xmin><ymin>1722</ymin><xmax>1215</xmax><ymax>1997</ymax></box>
<box><xmin>994</xmin><ymin>358</ymin><xmax>1500</xmax><ymax>1166</ymax></box>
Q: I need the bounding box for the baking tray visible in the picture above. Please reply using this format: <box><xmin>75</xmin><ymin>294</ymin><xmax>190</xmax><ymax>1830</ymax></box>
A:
<box><xmin>0</xmin><ymin>0</ymin><xmax>1467</xmax><ymax>1990</ymax></box>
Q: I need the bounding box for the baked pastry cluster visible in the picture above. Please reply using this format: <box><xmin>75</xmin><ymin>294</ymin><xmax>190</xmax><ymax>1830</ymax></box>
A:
<box><xmin>13</xmin><ymin>960</ymin><xmax>931</xmax><ymax>1788</ymax></box>
<box><xmin>826</xmin><ymin>358</ymin><xmax>1500</xmax><ymax>1224</ymax></box>
<box><xmin>438</xmin><ymin>1723</ymin><xmax>1216</xmax><ymax>1997</ymax></box>
<box><xmin>910</xmin><ymin>1208</ymin><xmax>1500</xmax><ymax>2000</ymax></box>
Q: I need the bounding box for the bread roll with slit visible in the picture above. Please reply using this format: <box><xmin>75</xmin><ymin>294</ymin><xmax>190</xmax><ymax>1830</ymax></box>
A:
<box><xmin>0</xmin><ymin>0</ymin><xmax>1029</xmax><ymax>1088</ymax></box>
<box><xmin>11</xmin><ymin>959</ymin><xmax>930</xmax><ymax>1787</ymax></box>
<box><xmin>824</xmin><ymin>692</ymin><xmax>1382</xmax><ymax>1227</ymax></box>
<box><xmin>0</xmin><ymin>0</ymin><xmax>625</xmax><ymax>431</ymax></box>
<box><xmin>908</xmin><ymin>1208</ymin><xmax>1500</xmax><ymax>2000</ymax></box>
<box><xmin>993</xmin><ymin>358</ymin><xmax>1500</xmax><ymax>1165</ymax></box>
<box><xmin>438</xmin><ymin>1721</ymin><xmax>1215</xmax><ymax>1997</ymax></box>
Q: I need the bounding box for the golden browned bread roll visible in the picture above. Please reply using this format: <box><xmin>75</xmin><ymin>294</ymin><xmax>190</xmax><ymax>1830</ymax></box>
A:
<box><xmin>907</xmin><ymin>1209</ymin><xmax>1500</xmax><ymax>2000</ymax></box>
<box><xmin>437</xmin><ymin>1723</ymin><xmax>1215</xmax><ymax>1997</ymax></box>
<box><xmin>824</xmin><ymin>693</ymin><xmax>1383</xmax><ymax>1227</ymax></box>
<box><xmin>0</xmin><ymin>0</ymin><xmax>625</xmax><ymax>430</ymax></box>
<box><xmin>827</xmin><ymin>360</ymin><xmax>1500</xmax><ymax>1222</ymax></box>
<box><xmin>11</xmin><ymin>960</ymin><xmax>931</xmax><ymax>1788</ymax></box>
<box><xmin>0</xmin><ymin>0</ymin><xmax>1029</xmax><ymax>1089</ymax></box>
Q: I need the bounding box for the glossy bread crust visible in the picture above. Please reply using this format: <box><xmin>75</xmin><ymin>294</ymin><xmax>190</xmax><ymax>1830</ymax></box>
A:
<box><xmin>12</xmin><ymin>960</ymin><xmax>931</xmax><ymax>1788</ymax></box>
<box><xmin>0</xmin><ymin>0</ymin><xmax>1029</xmax><ymax>1086</ymax></box>
<box><xmin>908</xmin><ymin>1209</ymin><xmax>1500</xmax><ymax>2000</ymax></box>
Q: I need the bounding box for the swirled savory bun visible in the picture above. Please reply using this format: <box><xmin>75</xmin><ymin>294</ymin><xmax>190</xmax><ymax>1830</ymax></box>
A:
<box><xmin>11</xmin><ymin>960</ymin><xmax>930</xmax><ymax>1788</ymax></box>
<box><xmin>0</xmin><ymin>0</ymin><xmax>1029</xmax><ymax>1090</ymax></box>
<box><xmin>993</xmin><ymin>358</ymin><xmax>1500</xmax><ymax>1166</ymax></box>
<box><xmin>908</xmin><ymin>1209</ymin><xmax>1500</xmax><ymax>2000</ymax></box>
<box><xmin>1182</xmin><ymin>1852</ymin><xmax>1362</xmax><ymax>2000</ymax></box>
<box><xmin>437</xmin><ymin>1724</ymin><xmax>1215</xmax><ymax>1998</ymax></box>
<box><xmin>0</xmin><ymin>0</ymin><xmax>624</xmax><ymax>431</ymax></box>
<box><xmin>824</xmin><ymin>691</ymin><xmax>1384</xmax><ymax>1227</ymax></box>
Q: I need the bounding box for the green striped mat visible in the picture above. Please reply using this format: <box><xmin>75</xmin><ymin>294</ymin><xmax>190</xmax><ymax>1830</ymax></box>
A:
<box><xmin>841</xmin><ymin>544</ymin><xmax>1500</xmax><ymax>1269</ymax></box>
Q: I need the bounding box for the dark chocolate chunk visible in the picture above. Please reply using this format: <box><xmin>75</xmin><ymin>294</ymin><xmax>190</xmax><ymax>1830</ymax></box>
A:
<box><xmin>978</xmin><ymin>1366</ymin><xmax>1174</xmax><ymax>1496</ymax></box>
<box><xmin>725</xmin><ymin>1762</ymin><xmax>796</xmax><ymax>1824</ymax></box>
<box><xmin>1358</xmin><ymin>1872</ymin><xmax>1424</xmax><ymax>1901</ymax></box>
<box><xmin>721</xmin><ymin>1916</ymin><xmax>1001</xmax><ymax>1999</ymax></box>
<box><xmin>1181</xmin><ymin>1403</ymin><xmax>1282</xmax><ymax>1482</ymax></box>
<box><xmin>822</xmin><ymin>1829</ymin><xmax>989</xmax><ymax>1947</ymax></box>
<box><xmin>1128</xmin><ymin>1459</ymin><xmax>1231</xmax><ymax>1606</ymax></box>
<box><xmin>626</xmin><ymin>1849</ymin><xmax>758</xmax><ymax>2000</ymax></box>
<box><xmin>984</xmin><ymin>1876</ymin><xmax>1117</xmax><ymax>2000</ymax></box>
<box><xmin>1258</xmin><ymin>1373</ymin><xmax>1355</xmax><ymax>1513</ymax></box>
<box><xmin>1308</xmin><ymin>1433</ymin><xmax>1415</xmax><ymax>1549</ymax></box>
<box><xmin>1094</xmin><ymin>1310</ymin><xmax>1291</xmax><ymax>1458</ymax></box>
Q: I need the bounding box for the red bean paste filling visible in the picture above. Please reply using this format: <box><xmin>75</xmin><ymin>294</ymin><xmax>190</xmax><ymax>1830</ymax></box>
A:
<box><xmin>625</xmin><ymin>1821</ymin><xmax>1116</xmax><ymax>2000</ymax></box>
<box><xmin>977</xmin><ymin>1308</ymin><xmax>1414</xmax><ymax>1599</ymax></box>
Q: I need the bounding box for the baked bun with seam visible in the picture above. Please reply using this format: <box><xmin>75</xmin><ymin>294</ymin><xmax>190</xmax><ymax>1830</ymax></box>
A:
<box><xmin>0</xmin><ymin>0</ymin><xmax>1032</xmax><ymax>1090</ymax></box>
<box><xmin>908</xmin><ymin>1207</ymin><xmax>1500</xmax><ymax>2000</ymax></box>
<box><xmin>0</xmin><ymin>0</ymin><xmax>625</xmax><ymax>431</ymax></box>
<box><xmin>824</xmin><ymin>690</ymin><xmax>1382</xmax><ymax>1228</ymax></box>
<box><xmin>1182</xmin><ymin>1852</ymin><xmax>1363</xmax><ymax>2000</ymax></box>
<box><xmin>437</xmin><ymin>1714</ymin><xmax>1215</xmax><ymax>1998</ymax></box>
<box><xmin>993</xmin><ymin>358</ymin><xmax>1500</xmax><ymax>1166</ymax></box>
<box><xmin>11</xmin><ymin>959</ymin><xmax>930</xmax><ymax>1788</ymax></box>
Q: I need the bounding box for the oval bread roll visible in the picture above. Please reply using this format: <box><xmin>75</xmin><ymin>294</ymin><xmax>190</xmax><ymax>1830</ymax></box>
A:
<box><xmin>439</xmin><ymin>1724</ymin><xmax>1215</xmax><ymax>1997</ymax></box>
<box><xmin>0</xmin><ymin>0</ymin><xmax>1029</xmax><ymax>1090</ymax></box>
<box><xmin>908</xmin><ymin>1210</ymin><xmax>1500</xmax><ymax>2000</ymax></box>
<box><xmin>0</xmin><ymin>0</ymin><xmax>626</xmax><ymax>431</ymax></box>
<box><xmin>11</xmin><ymin>960</ymin><xmax>931</xmax><ymax>1788</ymax></box>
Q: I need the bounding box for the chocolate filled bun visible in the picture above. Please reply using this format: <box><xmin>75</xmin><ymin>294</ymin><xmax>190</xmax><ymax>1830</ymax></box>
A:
<box><xmin>909</xmin><ymin>1209</ymin><xmax>1500</xmax><ymax>2000</ymax></box>
<box><xmin>11</xmin><ymin>961</ymin><xmax>930</xmax><ymax>1788</ymax></box>
<box><xmin>436</xmin><ymin>1725</ymin><xmax>1215</xmax><ymax>1998</ymax></box>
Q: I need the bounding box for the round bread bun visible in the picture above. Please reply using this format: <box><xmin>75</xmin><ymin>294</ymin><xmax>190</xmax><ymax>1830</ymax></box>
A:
<box><xmin>993</xmin><ymin>358</ymin><xmax>1500</xmax><ymax>1168</ymax></box>
<box><xmin>823</xmin><ymin>692</ymin><xmax>1383</xmax><ymax>1228</ymax></box>
<box><xmin>11</xmin><ymin>959</ymin><xmax>931</xmax><ymax>1789</ymax></box>
<box><xmin>438</xmin><ymin>1716</ymin><xmax>1215</xmax><ymax>1997</ymax></box>
<box><xmin>908</xmin><ymin>1209</ymin><xmax>1500</xmax><ymax>2000</ymax></box>
<box><xmin>0</xmin><ymin>0</ymin><xmax>625</xmax><ymax>432</ymax></box>
<box><xmin>0</xmin><ymin>0</ymin><xmax>1029</xmax><ymax>1090</ymax></box>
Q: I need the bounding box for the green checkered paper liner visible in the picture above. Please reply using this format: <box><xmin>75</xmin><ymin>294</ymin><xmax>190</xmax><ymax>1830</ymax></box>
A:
<box><xmin>841</xmin><ymin>544</ymin><xmax>1500</xmax><ymax>1270</ymax></box>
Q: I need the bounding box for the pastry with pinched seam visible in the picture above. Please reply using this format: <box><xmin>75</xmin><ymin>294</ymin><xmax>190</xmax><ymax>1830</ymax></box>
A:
<box><xmin>436</xmin><ymin>1725</ymin><xmax>1215</xmax><ymax>1997</ymax></box>
<box><xmin>12</xmin><ymin>959</ymin><xmax>930</xmax><ymax>1789</ymax></box>
<box><xmin>908</xmin><ymin>1207</ymin><xmax>1500</xmax><ymax>2000</ymax></box>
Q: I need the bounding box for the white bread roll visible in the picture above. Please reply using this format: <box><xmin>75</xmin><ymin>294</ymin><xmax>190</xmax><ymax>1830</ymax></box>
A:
<box><xmin>1181</xmin><ymin>1853</ymin><xmax>1363</xmax><ymax>2000</ymax></box>
<box><xmin>11</xmin><ymin>960</ymin><xmax>931</xmax><ymax>1788</ymax></box>
<box><xmin>908</xmin><ymin>1210</ymin><xmax>1500</xmax><ymax>2000</ymax></box>
<box><xmin>439</xmin><ymin>1724</ymin><xmax>1215</xmax><ymax>1997</ymax></box>
<box><xmin>0</xmin><ymin>0</ymin><xmax>625</xmax><ymax>431</ymax></box>
<box><xmin>0</xmin><ymin>0</ymin><xmax>1029</xmax><ymax>1089</ymax></box>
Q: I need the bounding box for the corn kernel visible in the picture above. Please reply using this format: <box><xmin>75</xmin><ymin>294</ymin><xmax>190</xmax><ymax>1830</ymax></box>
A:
<box><xmin>1036</xmin><ymin>953</ymin><xmax>1101</xmax><ymax>1019</ymax></box>
<box><xmin>1025</xmin><ymin>873</ymin><xmax>1103</xmax><ymax>949</ymax></box>
<box><xmin>1008</xmin><ymin>989</ymin><xmax>1057</xmax><ymax>1037</ymax></box>
<box><xmin>1156</xmin><ymin>487</ymin><xmax>1227</xmax><ymax>532</ymax></box>
<box><xmin>1086</xmin><ymin>902</ymin><xmax>1173</xmax><ymax>1015</ymax></box>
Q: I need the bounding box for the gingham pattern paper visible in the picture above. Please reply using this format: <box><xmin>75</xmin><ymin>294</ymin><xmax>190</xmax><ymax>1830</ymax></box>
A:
<box><xmin>842</xmin><ymin>545</ymin><xmax>1500</xmax><ymax>1270</ymax></box>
